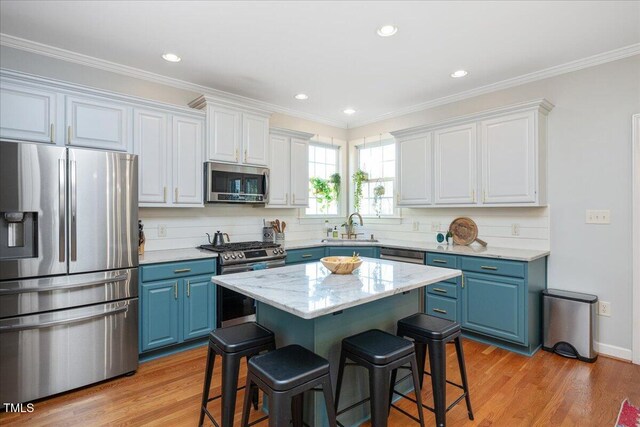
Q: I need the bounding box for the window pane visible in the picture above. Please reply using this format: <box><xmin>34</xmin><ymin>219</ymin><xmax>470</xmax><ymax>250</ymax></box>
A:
<box><xmin>307</xmin><ymin>144</ymin><xmax>340</xmax><ymax>216</ymax></box>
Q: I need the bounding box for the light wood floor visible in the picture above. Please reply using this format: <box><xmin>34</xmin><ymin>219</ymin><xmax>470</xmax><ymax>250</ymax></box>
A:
<box><xmin>2</xmin><ymin>340</ymin><xmax>638</xmax><ymax>426</ymax></box>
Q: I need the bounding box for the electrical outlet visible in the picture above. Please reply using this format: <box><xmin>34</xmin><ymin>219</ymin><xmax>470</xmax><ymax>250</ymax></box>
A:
<box><xmin>586</xmin><ymin>209</ymin><xmax>611</xmax><ymax>224</ymax></box>
<box><xmin>158</xmin><ymin>224</ymin><xmax>167</xmax><ymax>238</ymax></box>
<box><xmin>431</xmin><ymin>222</ymin><xmax>441</xmax><ymax>232</ymax></box>
<box><xmin>511</xmin><ymin>223</ymin><xmax>520</xmax><ymax>236</ymax></box>
<box><xmin>412</xmin><ymin>221</ymin><xmax>420</xmax><ymax>231</ymax></box>
<box><xmin>598</xmin><ymin>301</ymin><xmax>611</xmax><ymax>317</ymax></box>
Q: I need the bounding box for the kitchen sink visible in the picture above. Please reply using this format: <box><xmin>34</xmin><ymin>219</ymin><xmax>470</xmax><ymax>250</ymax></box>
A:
<box><xmin>321</xmin><ymin>238</ymin><xmax>379</xmax><ymax>243</ymax></box>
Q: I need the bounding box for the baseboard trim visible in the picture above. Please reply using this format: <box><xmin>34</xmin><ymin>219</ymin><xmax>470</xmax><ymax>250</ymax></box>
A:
<box><xmin>595</xmin><ymin>342</ymin><xmax>632</xmax><ymax>361</ymax></box>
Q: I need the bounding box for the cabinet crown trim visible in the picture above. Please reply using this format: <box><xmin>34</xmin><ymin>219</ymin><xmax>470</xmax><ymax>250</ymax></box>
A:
<box><xmin>189</xmin><ymin>94</ymin><xmax>272</xmax><ymax>117</ymax></box>
<box><xmin>390</xmin><ymin>98</ymin><xmax>554</xmax><ymax>138</ymax></box>
<box><xmin>269</xmin><ymin>127</ymin><xmax>315</xmax><ymax>140</ymax></box>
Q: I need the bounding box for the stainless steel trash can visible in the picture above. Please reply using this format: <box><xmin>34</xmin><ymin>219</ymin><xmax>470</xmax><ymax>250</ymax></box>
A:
<box><xmin>542</xmin><ymin>289</ymin><xmax>598</xmax><ymax>362</ymax></box>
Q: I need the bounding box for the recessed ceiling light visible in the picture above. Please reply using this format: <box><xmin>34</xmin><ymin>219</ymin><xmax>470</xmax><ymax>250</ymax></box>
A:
<box><xmin>343</xmin><ymin>108</ymin><xmax>356</xmax><ymax>115</ymax></box>
<box><xmin>451</xmin><ymin>70</ymin><xmax>468</xmax><ymax>78</ymax></box>
<box><xmin>162</xmin><ymin>53</ymin><xmax>181</xmax><ymax>63</ymax></box>
<box><xmin>294</xmin><ymin>93</ymin><xmax>309</xmax><ymax>100</ymax></box>
<box><xmin>377</xmin><ymin>25</ymin><xmax>398</xmax><ymax>37</ymax></box>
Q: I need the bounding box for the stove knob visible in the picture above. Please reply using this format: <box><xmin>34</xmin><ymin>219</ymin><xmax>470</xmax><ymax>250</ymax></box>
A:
<box><xmin>238</xmin><ymin>253</ymin><xmax>244</xmax><ymax>258</ymax></box>
<box><xmin>231</xmin><ymin>254</ymin><xmax>236</xmax><ymax>259</ymax></box>
<box><xmin>223</xmin><ymin>255</ymin><xmax>229</xmax><ymax>260</ymax></box>
<box><xmin>279</xmin><ymin>248</ymin><xmax>285</xmax><ymax>254</ymax></box>
<box><xmin>273</xmin><ymin>249</ymin><xmax>278</xmax><ymax>254</ymax></box>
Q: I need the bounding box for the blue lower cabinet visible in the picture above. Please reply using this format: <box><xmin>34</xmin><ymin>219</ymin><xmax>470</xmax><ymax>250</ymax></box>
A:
<box><xmin>286</xmin><ymin>247</ymin><xmax>326</xmax><ymax>264</ymax></box>
<box><xmin>461</xmin><ymin>272</ymin><xmax>526</xmax><ymax>345</ymax></box>
<box><xmin>140</xmin><ymin>279</ymin><xmax>180</xmax><ymax>352</ymax></box>
<box><xmin>426</xmin><ymin>294</ymin><xmax>457</xmax><ymax>321</ymax></box>
<box><xmin>183</xmin><ymin>275</ymin><xmax>216</xmax><ymax>341</ymax></box>
<box><xmin>327</xmin><ymin>246</ymin><xmax>377</xmax><ymax>258</ymax></box>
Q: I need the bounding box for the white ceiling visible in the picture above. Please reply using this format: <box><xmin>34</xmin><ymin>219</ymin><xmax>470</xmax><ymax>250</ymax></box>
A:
<box><xmin>1</xmin><ymin>1</ymin><xmax>639</xmax><ymax>128</ymax></box>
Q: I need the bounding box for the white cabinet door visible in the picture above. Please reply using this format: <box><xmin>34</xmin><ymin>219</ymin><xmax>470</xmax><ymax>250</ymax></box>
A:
<box><xmin>134</xmin><ymin>109</ymin><xmax>169</xmax><ymax>205</ymax></box>
<box><xmin>66</xmin><ymin>95</ymin><xmax>130</xmax><ymax>151</ymax></box>
<box><xmin>172</xmin><ymin>115</ymin><xmax>204</xmax><ymax>205</ymax></box>
<box><xmin>242</xmin><ymin>113</ymin><xmax>269</xmax><ymax>166</ymax></box>
<box><xmin>481</xmin><ymin>112</ymin><xmax>536</xmax><ymax>204</ymax></box>
<box><xmin>434</xmin><ymin>124</ymin><xmax>477</xmax><ymax>204</ymax></box>
<box><xmin>290</xmin><ymin>137</ymin><xmax>309</xmax><ymax>207</ymax></box>
<box><xmin>396</xmin><ymin>133</ymin><xmax>432</xmax><ymax>205</ymax></box>
<box><xmin>206</xmin><ymin>105</ymin><xmax>240</xmax><ymax>163</ymax></box>
<box><xmin>266</xmin><ymin>134</ymin><xmax>290</xmax><ymax>206</ymax></box>
<box><xmin>0</xmin><ymin>82</ymin><xmax>57</xmax><ymax>144</ymax></box>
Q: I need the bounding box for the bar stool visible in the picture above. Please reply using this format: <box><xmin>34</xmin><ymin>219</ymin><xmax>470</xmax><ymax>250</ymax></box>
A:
<box><xmin>334</xmin><ymin>329</ymin><xmax>425</xmax><ymax>427</ymax></box>
<box><xmin>199</xmin><ymin>322</ymin><xmax>275</xmax><ymax>427</ymax></box>
<box><xmin>240</xmin><ymin>344</ymin><xmax>337</xmax><ymax>427</ymax></box>
<box><xmin>392</xmin><ymin>313</ymin><xmax>473</xmax><ymax>427</ymax></box>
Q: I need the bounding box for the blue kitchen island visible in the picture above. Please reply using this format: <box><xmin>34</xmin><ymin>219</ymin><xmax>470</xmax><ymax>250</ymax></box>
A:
<box><xmin>212</xmin><ymin>258</ymin><xmax>461</xmax><ymax>427</ymax></box>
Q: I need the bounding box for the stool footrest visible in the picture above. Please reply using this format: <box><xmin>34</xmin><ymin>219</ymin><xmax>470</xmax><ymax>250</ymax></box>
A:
<box><xmin>206</xmin><ymin>384</ymin><xmax>248</xmax><ymax>403</ymax></box>
<box><xmin>391</xmin><ymin>388</ymin><xmax>469</xmax><ymax>414</ymax></box>
<box><xmin>390</xmin><ymin>403</ymin><xmax>422</xmax><ymax>424</ymax></box>
<box><xmin>202</xmin><ymin>406</ymin><xmax>221</xmax><ymax>427</ymax></box>
<box><xmin>246</xmin><ymin>415</ymin><xmax>269</xmax><ymax>426</ymax></box>
<box><xmin>422</xmin><ymin>370</ymin><xmax>465</xmax><ymax>390</ymax></box>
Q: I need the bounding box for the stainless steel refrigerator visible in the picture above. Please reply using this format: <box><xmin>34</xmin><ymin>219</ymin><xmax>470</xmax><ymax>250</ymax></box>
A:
<box><xmin>0</xmin><ymin>140</ymin><xmax>139</xmax><ymax>404</ymax></box>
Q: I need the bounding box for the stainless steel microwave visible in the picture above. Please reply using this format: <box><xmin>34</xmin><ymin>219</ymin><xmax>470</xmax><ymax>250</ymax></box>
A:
<box><xmin>205</xmin><ymin>162</ymin><xmax>269</xmax><ymax>204</ymax></box>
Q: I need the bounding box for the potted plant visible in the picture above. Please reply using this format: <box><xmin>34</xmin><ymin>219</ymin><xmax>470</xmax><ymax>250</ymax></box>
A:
<box><xmin>373</xmin><ymin>184</ymin><xmax>385</xmax><ymax>217</ymax></box>
<box><xmin>352</xmin><ymin>169</ymin><xmax>368</xmax><ymax>212</ymax></box>
<box><xmin>310</xmin><ymin>173</ymin><xmax>341</xmax><ymax>213</ymax></box>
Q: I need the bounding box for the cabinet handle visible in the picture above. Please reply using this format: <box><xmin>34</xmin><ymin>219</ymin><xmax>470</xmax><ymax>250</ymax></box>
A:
<box><xmin>175</xmin><ymin>187</ymin><xmax>178</xmax><ymax>201</ymax></box>
<box><xmin>432</xmin><ymin>259</ymin><xmax>448</xmax><ymax>264</ymax></box>
<box><xmin>174</xmin><ymin>268</ymin><xmax>191</xmax><ymax>273</ymax></box>
<box><xmin>50</xmin><ymin>123</ymin><xmax>55</xmax><ymax>143</ymax></box>
<box><xmin>432</xmin><ymin>308</ymin><xmax>447</xmax><ymax>314</ymax></box>
<box><xmin>301</xmin><ymin>254</ymin><xmax>313</xmax><ymax>258</ymax></box>
<box><xmin>462</xmin><ymin>273</ymin><xmax>465</xmax><ymax>288</ymax></box>
<box><xmin>292</xmin><ymin>194</ymin><xmax>296</xmax><ymax>204</ymax></box>
<box><xmin>481</xmin><ymin>265</ymin><xmax>498</xmax><ymax>271</ymax></box>
<box><xmin>235</xmin><ymin>149</ymin><xmax>239</xmax><ymax>162</ymax></box>
<box><xmin>66</xmin><ymin>125</ymin><xmax>71</xmax><ymax>145</ymax></box>
<box><xmin>244</xmin><ymin>149</ymin><xmax>248</xmax><ymax>163</ymax></box>
<box><xmin>396</xmin><ymin>193</ymin><xmax>400</xmax><ymax>203</ymax></box>
<box><xmin>432</xmin><ymin>288</ymin><xmax>448</xmax><ymax>293</ymax></box>
<box><xmin>186</xmin><ymin>280</ymin><xmax>190</xmax><ymax>297</ymax></box>
<box><xmin>173</xmin><ymin>283</ymin><xmax>178</xmax><ymax>299</ymax></box>
<box><xmin>163</xmin><ymin>187</ymin><xmax>167</xmax><ymax>203</ymax></box>
<box><xmin>471</xmin><ymin>189</ymin><xmax>475</xmax><ymax>202</ymax></box>
<box><xmin>285</xmin><ymin>193</ymin><xmax>288</xmax><ymax>205</ymax></box>
<box><xmin>483</xmin><ymin>190</ymin><xmax>487</xmax><ymax>203</ymax></box>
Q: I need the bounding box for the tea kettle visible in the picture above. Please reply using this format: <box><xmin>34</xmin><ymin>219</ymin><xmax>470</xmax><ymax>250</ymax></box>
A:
<box><xmin>206</xmin><ymin>231</ymin><xmax>230</xmax><ymax>246</ymax></box>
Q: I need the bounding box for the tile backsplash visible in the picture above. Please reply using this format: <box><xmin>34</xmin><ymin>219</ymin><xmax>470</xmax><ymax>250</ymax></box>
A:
<box><xmin>139</xmin><ymin>206</ymin><xmax>549</xmax><ymax>252</ymax></box>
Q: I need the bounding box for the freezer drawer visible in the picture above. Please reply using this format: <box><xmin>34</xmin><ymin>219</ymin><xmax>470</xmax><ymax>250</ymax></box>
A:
<box><xmin>0</xmin><ymin>299</ymin><xmax>138</xmax><ymax>404</ymax></box>
<box><xmin>0</xmin><ymin>268</ymin><xmax>138</xmax><ymax>318</ymax></box>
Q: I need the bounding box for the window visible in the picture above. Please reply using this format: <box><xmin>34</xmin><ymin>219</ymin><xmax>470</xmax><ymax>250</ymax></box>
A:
<box><xmin>356</xmin><ymin>141</ymin><xmax>395</xmax><ymax>217</ymax></box>
<box><xmin>306</xmin><ymin>143</ymin><xmax>340</xmax><ymax>215</ymax></box>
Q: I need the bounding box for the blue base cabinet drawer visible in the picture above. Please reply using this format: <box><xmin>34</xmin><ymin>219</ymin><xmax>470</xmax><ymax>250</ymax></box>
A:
<box><xmin>426</xmin><ymin>253</ymin><xmax>457</xmax><ymax>269</ymax></box>
<box><xmin>460</xmin><ymin>257</ymin><xmax>525</xmax><ymax>279</ymax></box>
<box><xmin>426</xmin><ymin>295</ymin><xmax>457</xmax><ymax>321</ymax></box>
<box><xmin>286</xmin><ymin>247</ymin><xmax>326</xmax><ymax>264</ymax></box>
<box><xmin>328</xmin><ymin>246</ymin><xmax>377</xmax><ymax>258</ymax></box>
<box><xmin>427</xmin><ymin>282</ymin><xmax>458</xmax><ymax>299</ymax></box>
<box><xmin>142</xmin><ymin>258</ymin><xmax>216</xmax><ymax>282</ymax></box>
<box><xmin>461</xmin><ymin>272</ymin><xmax>526</xmax><ymax>344</ymax></box>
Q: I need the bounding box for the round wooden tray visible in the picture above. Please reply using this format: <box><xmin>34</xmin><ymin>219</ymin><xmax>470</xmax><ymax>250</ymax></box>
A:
<box><xmin>449</xmin><ymin>217</ymin><xmax>487</xmax><ymax>247</ymax></box>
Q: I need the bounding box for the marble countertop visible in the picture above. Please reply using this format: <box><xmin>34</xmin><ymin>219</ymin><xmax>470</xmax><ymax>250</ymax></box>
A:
<box><xmin>139</xmin><ymin>248</ymin><xmax>218</xmax><ymax>265</ymax></box>
<box><xmin>211</xmin><ymin>258</ymin><xmax>461</xmax><ymax>319</ymax></box>
<box><xmin>284</xmin><ymin>239</ymin><xmax>549</xmax><ymax>262</ymax></box>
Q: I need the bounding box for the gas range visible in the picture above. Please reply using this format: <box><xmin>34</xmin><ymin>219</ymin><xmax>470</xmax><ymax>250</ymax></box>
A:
<box><xmin>199</xmin><ymin>241</ymin><xmax>286</xmax><ymax>267</ymax></box>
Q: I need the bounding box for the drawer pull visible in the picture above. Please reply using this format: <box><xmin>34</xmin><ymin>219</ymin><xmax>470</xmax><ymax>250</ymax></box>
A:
<box><xmin>301</xmin><ymin>254</ymin><xmax>313</xmax><ymax>258</ymax></box>
<box><xmin>481</xmin><ymin>265</ymin><xmax>498</xmax><ymax>271</ymax></box>
<box><xmin>432</xmin><ymin>308</ymin><xmax>447</xmax><ymax>314</ymax></box>
<box><xmin>173</xmin><ymin>283</ymin><xmax>178</xmax><ymax>299</ymax></box>
<box><xmin>174</xmin><ymin>268</ymin><xmax>192</xmax><ymax>273</ymax></box>
<box><xmin>432</xmin><ymin>259</ymin><xmax>448</xmax><ymax>264</ymax></box>
<box><xmin>432</xmin><ymin>288</ymin><xmax>448</xmax><ymax>293</ymax></box>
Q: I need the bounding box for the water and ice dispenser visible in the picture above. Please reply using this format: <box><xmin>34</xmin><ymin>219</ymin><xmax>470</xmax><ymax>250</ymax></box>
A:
<box><xmin>0</xmin><ymin>212</ymin><xmax>37</xmax><ymax>260</ymax></box>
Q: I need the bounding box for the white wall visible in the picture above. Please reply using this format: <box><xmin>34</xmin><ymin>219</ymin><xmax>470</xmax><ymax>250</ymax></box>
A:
<box><xmin>349</xmin><ymin>55</ymin><xmax>640</xmax><ymax>354</ymax></box>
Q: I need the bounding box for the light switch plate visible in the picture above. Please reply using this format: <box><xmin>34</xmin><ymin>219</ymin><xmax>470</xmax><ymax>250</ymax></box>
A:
<box><xmin>511</xmin><ymin>223</ymin><xmax>520</xmax><ymax>236</ymax></box>
<box><xmin>598</xmin><ymin>301</ymin><xmax>611</xmax><ymax>317</ymax></box>
<box><xmin>158</xmin><ymin>224</ymin><xmax>167</xmax><ymax>238</ymax></box>
<box><xmin>586</xmin><ymin>209</ymin><xmax>610</xmax><ymax>224</ymax></box>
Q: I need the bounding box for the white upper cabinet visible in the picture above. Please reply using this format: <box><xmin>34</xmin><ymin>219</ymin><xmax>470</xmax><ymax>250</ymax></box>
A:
<box><xmin>267</xmin><ymin>134</ymin><xmax>290</xmax><ymax>206</ymax></box>
<box><xmin>396</xmin><ymin>133</ymin><xmax>433</xmax><ymax>205</ymax></box>
<box><xmin>206</xmin><ymin>105</ymin><xmax>241</xmax><ymax>163</ymax></box>
<box><xmin>189</xmin><ymin>96</ymin><xmax>271</xmax><ymax>166</ymax></box>
<box><xmin>242</xmin><ymin>113</ymin><xmax>269</xmax><ymax>166</ymax></box>
<box><xmin>391</xmin><ymin>99</ymin><xmax>552</xmax><ymax>207</ymax></box>
<box><xmin>434</xmin><ymin>123</ymin><xmax>477</xmax><ymax>205</ymax></box>
<box><xmin>290</xmin><ymin>138</ymin><xmax>310</xmax><ymax>207</ymax></box>
<box><xmin>172</xmin><ymin>115</ymin><xmax>204</xmax><ymax>205</ymax></box>
<box><xmin>0</xmin><ymin>81</ymin><xmax>57</xmax><ymax>144</ymax></box>
<box><xmin>266</xmin><ymin>128</ymin><xmax>313</xmax><ymax>209</ymax></box>
<box><xmin>480</xmin><ymin>112</ymin><xmax>536</xmax><ymax>204</ymax></box>
<box><xmin>134</xmin><ymin>109</ymin><xmax>169</xmax><ymax>205</ymax></box>
<box><xmin>66</xmin><ymin>95</ymin><xmax>130</xmax><ymax>151</ymax></box>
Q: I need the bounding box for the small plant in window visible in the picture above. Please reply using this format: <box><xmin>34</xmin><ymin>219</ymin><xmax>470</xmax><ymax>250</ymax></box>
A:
<box><xmin>310</xmin><ymin>173</ymin><xmax>341</xmax><ymax>213</ymax></box>
<box><xmin>329</xmin><ymin>173</ymin><xmax>341</xmax><ymax>198</ymax></box>
<box><xmin>373</xmin><ymin>184</ymin><xmax>385</xmax><ymax>217</ymax></box>
<box><xmin>352</xmin><ymin>169</ymin><xmax>368</xmax><ymax>212</ymax></box>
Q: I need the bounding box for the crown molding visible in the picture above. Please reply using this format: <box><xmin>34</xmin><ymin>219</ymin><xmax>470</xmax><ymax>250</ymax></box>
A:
<box><xmin>269</xmin><ymin>127</ymin><xmax>315</xmax><ymax>140</ymax></box>
<box><xmin>348</xmin><ymin>43</ymin><xmax>640</xmax><ymax>129</ymax></box>
<box><xmin>0</xmin><ymin>33</ymin><xmax>349</xmax><ymax>129</ymax></box>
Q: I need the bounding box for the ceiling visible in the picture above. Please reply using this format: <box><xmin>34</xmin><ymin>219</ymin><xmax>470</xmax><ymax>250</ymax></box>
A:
<box><xmin>1</xmin><ymin>1</ymin><xmax>639</xmax><ymax>128</ymax></box>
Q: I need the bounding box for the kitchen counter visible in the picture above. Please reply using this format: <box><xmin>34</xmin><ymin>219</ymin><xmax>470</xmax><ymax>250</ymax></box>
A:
<box><xmin>211</xmin><ymin>257</ymin><xmax>460</xmax><ymax>319</ymax></box>
<box><xmin>139</xmin><ymin>248</ymin><xmax>217</xmax><ymax>265</ymax></box>
<box><xmin>284</xmin><ymin>238</ymin><xmax>549</xmax><ymax>262</ymax></box>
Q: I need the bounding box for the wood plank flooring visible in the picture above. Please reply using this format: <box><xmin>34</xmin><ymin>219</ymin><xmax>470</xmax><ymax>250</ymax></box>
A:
<box><xmin>1</xmin><ymin>339</ymin><xmax>638</xmax><ymax>426</ymax></box>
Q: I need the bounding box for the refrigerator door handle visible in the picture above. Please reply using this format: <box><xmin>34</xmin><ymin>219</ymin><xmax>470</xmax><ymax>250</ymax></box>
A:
<box><xmin>70</xmin><ymin>160</ymin><xmax>77</xmax><ymax>262</ymax></box>
<box><xmin>59</xmin><ymin>159</ymin><xmax>66</xmax><ymax>263</ymax></box>
<box><xmin>0</xmin><ymin>304</ymin><xmax>130</xmax><ymax>333</ymax></box>
<box><xmin>0</xmin><ymin>273</ymin><xmax>129</xmax><ymax>295</ymax></box>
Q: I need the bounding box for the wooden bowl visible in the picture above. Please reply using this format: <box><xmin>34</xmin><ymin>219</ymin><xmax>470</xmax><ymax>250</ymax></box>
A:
<box><xmin>320</xmin><ymin>256</ymin><xmax>363</xmax><ymax>274</ymax></box>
